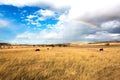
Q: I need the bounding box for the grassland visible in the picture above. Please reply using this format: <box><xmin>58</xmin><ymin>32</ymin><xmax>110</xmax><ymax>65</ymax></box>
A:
<box><xmin>0</xmin><ymin>43</ymin><xmax>120</xmax><ymax>80</ymax></box>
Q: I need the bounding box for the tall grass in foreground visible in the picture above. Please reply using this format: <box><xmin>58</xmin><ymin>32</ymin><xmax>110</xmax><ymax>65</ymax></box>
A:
<box><xmin>0</xmin><ymin>47</ymin><xmax>120</xmax><ymax>80</ymax></box>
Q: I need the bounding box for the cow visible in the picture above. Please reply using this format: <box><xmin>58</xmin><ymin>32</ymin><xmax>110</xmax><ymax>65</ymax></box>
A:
<box><xmin>35</xmin><ymin>49</ymin><xmax>40</xmax><ymax>51</ymax></box>
<box><xmin>99</xmin><ymin>48</ymin><xmax>103</xmax><ymax>51</ymax></box>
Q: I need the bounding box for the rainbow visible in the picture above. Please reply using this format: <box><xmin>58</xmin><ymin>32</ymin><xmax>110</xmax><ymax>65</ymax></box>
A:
<box><xmin>71</xmin><ymin>20</ymin><xmax>100</xmax><ymax>29</ymax></box>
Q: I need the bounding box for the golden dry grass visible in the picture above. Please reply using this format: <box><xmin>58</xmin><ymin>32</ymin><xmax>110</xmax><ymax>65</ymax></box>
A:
<box><xmin>0</xmin><ymin>45</ymin><xmax>120</xmax><ymax>80</ymax></box>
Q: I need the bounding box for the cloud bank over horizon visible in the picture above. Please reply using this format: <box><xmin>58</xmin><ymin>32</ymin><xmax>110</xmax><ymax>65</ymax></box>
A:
<box><xmin>0</xmin><ymin>0</ymin><xmax>120</xmax><ymax>44</ymax></box>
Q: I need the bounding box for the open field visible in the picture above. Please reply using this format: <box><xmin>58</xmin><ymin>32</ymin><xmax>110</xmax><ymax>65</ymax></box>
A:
<box><xmin>0</xmin><ymin>43</ymin><xmax>120</xmax><ymax>80</ymax></box>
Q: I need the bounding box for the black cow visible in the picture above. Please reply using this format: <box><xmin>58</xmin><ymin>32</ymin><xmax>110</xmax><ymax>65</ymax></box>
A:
<box><xmin>99</xmin><ymin>48</ymin><xmax>103</xmax><ymax>51</ymax></box>
<box><xmin>35</xmin><ymin>49</ymin><xmax>40</xmax><ymax>51</ymax></box>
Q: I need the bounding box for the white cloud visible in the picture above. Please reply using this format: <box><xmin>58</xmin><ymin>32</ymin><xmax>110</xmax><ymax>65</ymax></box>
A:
<box><xmin>68</xmin><ymin>0</ymin><xmax>120</xmax><ymax>19</ymax></box>
<box><xmin>0</xmin><ymin>0</ymin><xmax>38</xmax><ymax>7</ymax></box>
<box><xmin>0</xmin><ymin>19</ymin><xmax>9</xmax><ymax>27</ymax></box>
<box><xmin>34</xmin><ymin>9</ymin><xmax>55</xmax><ymax>21</ymax></box>
<box><xmin>58</xmin><ymin>14</ymin><xmax>68</xmax><ymax>21</ymax></box>
<box><xmin>0</xmin><ymin>0</ymin><xmax>70</xmax><ymax>8</ymax></box>
<box><xmin>27</xmin><ymin>15</ymin><xmax>37</xmax><ymax>19</ymax></box>
<box><xmin>101</xmin><ymin>20</ymin><xmax>120</xmax><ymax>29</ymax></box>
<box><xmin>16</xmin><ymin>32</ymin><xmax>34</xmax><ymax>39</ymax></box>
<box><xmin>100</xmin><ymin>20</ymin><xmax>120</xmax><ymax>33</ymax></box>
<box><xmin>85</xmin><ymin>31</ymin><xmax>120</xmax><ymax>41</ymax></box>
<box><xmin>25</xmin><ymin>9</ymin><xmax>56</xmax><ymax>27</ymax></box>
<box><xmin>26</xmin><ymin>16</ymin><xmax>41</xmax><ymax>27</ymax></box>
<box><xmin>37</xmin><ymin>9</ymin><xmax>55</xmax><ymax>17</ymax></box>
<box><xmin>37</xmin><ymin>17</ymin><xmax>46</xmax><ymax>21</ymax></box>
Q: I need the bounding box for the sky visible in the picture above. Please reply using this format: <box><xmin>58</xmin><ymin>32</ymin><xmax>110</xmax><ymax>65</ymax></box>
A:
<box><xmin>0</xmin><ymin>0</ymin><xmax>120</xmax><ymax>44</ymax></box>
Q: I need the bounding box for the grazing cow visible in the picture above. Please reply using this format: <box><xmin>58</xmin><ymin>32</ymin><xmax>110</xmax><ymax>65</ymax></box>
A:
<box><xmin>35</xmin><ymin>49</ymin><xmax>40</xmax><ymax>51</ymax></box>
<box><xmin>99</xmin><ymin>48</ymin><xmax>103</xmax><ymax>51</ymax></box>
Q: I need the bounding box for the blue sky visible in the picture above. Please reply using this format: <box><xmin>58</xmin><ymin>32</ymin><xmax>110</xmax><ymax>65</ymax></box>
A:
<box><xmin>0</xmin><ymin>0</ymin><xmax>120</xmax><ymax>44</ymax></box>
